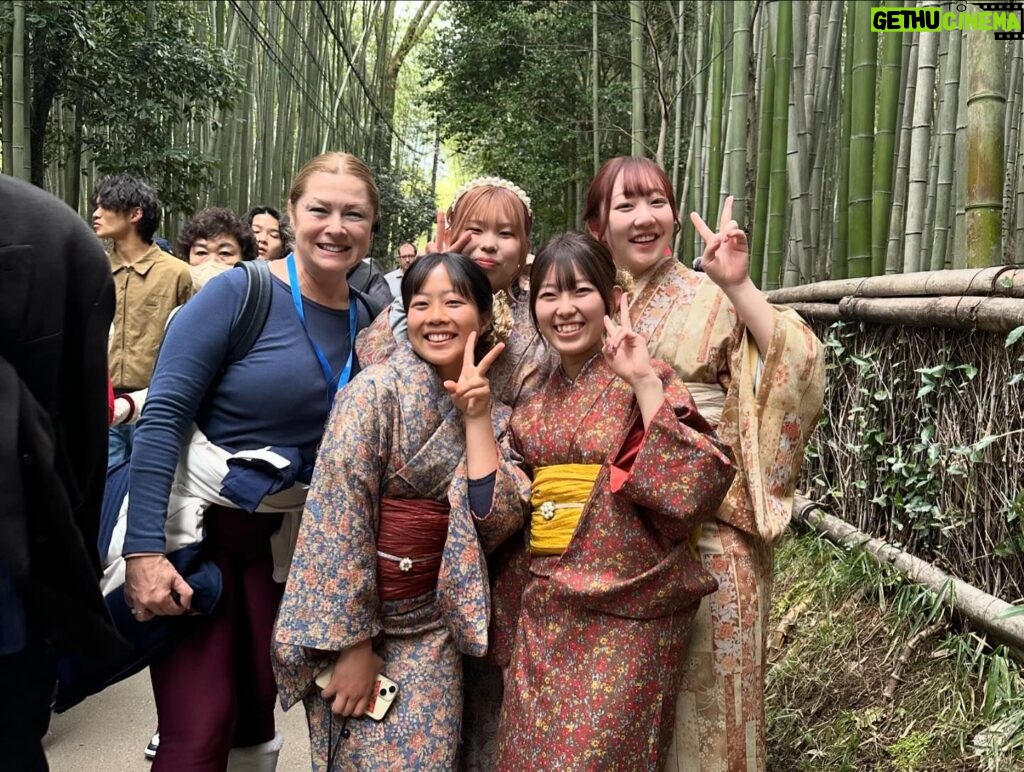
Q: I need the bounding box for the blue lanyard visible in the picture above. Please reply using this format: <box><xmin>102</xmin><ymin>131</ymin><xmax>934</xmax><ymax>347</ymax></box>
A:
<box><xmin>286</xmin><ymin>254</ymin><xmax>357</xmax><ymax>402</ymax></box>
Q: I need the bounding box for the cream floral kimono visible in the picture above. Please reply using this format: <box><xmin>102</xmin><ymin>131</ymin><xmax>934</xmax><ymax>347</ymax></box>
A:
<box><xmin>629</xmin><ymin>259</ymin><xmax>825</xmax><ymax>772</ymax></box>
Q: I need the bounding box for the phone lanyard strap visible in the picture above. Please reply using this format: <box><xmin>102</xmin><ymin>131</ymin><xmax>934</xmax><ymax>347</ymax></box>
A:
<box><xmin>286</xmin><ymin>253</ymin><xmax>357</xmax><ymax>402</ymax></box>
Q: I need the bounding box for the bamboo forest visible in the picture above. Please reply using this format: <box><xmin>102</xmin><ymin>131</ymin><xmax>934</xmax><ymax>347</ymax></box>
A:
<box><xmin>4</xmin><ymin>1</ymin><xmax>1024</xmax><ymax>770</ymax></box>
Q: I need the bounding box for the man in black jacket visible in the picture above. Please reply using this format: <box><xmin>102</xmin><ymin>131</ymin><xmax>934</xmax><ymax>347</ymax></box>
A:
<box><xmin>0</xmin><ymin>175</ymin><xmax>127</xmax><ymax>770</ymax></box>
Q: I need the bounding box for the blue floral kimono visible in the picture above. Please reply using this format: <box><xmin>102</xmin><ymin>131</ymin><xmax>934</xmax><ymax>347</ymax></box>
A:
<box><xmin>273</xmin><ymin>346</ymin><xmax>529</xmax><ymax>771</ymax></box>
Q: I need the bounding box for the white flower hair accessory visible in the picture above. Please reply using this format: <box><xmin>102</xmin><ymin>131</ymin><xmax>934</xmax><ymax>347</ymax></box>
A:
<box><xmin>449</xmin><ymin>176</ymin><xmax>533</xmax><ymax>218</ymax></box>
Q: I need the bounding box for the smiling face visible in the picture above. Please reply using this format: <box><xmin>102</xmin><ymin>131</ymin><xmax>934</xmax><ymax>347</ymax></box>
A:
<box><xmin>534</xmin><ymin>264</ymin><xmax>614</xmax><ymax>377</ymax></box>
<box><xmin>406</xmin><ymin>263</ymin><xmax>488</xmax><ymax>382</ymax></box>
<box><xmin>601</xmin><ymin>171</ymin><xmax>676</xmax><ymax>278</ymax></box>
<box><xmin>287</xmin><ymin>171</ymin><xmax>374</xmax><ymax>278</ymax></box>
<box><xmin>188</xmin><ymin>233</ymin><xmax>243</xmax><ymax>266</ymax></box>
<box><xmin>251</xmin><ymin>213</ymin><xmax>284</xmax><ymax>261</ymax></box>
<box><xmin>449</xmin><ymin>187</ymin><xmax>530</xmax><ymax>294</ymax></box>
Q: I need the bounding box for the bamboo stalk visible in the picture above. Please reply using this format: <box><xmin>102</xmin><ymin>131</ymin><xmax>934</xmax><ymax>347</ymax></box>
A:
<box><xmin>966</xmin><ymin>30</ymin><xmax>1006</xmax><ymax>267</ymax></box>
<box><xmin>954</xmin><ymin>30</ymin><xmax>969</xmax><ymax>267</ymax></box>
<box><xmin>847</xmin><ymin>0</ymin><xmax>876</xmax><ymax>278</ymax></box>
<box><xmin>795</xmin><ymin>295</ymin><xmax>1024</xmax><ymax>332</ymax></box>
<box><xmin>887</xmin><ymin>33</ymin><xmax>919</xmax><ymax>274</ymax></box>
<box><xmin>793</xmin><ymin>497</ymin><xmax>1024</xmax><ymax>654</ymax></box>
<box><xmin>724</xmin><ymin>0</ymin><xmax>749</xmax><ymax>225</ymax></box>
<box><xmin>904</xmin><ymin>3</ymin><xmax>941</xmax><ymax>273</ymax></box>
<box><xmin>629</xmin><ymin>0</ymin><xmax>645</xmax><ymax>155</ymax></box>
<box><xmin>872</xmin><ymin>13</ymin><xmax>903</xmax><ymax>275</ymax></box>
<box><xmin>706</xmin><ymin>1</ymin><xmax>724</xmax><ymax>227</ymax></box>
<box><xmin>1002</xmin><ymin>39</ymin><xmax>1022</xmax><ymax>257</ymax></box>
<box><xmin>750</xmin><ymin>22</ymin><xmax>774</xmax><ymax>287</ymax></box>
<box><xmin>833</xmin><ymin>2</ymin><xmax>854</xmax><ymax>280</ymax></box>
<box><xmin>931</xmin><ymin>28</ymin><xmax>962</xmax><ymax>270</ymax></box>
<box><xmin>765</xmin><ymin>0</ymin><xmax>792</xmax><ymax>290</ymax></box>
<box><xmin>767</xmin><ymin>267</ymin><xmax>1024</xmax><ymax>302</ymax></box>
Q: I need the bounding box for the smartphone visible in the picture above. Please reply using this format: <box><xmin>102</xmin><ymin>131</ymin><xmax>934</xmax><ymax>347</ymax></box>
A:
<box><xmin>315</xmin><ymin>668</ymin><xmax>399</xmax><ymax>721</ymax></box>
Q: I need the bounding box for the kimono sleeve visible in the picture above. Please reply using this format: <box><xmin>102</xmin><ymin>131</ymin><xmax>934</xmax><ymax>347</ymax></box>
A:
<box><xmin>473</xmin><ymin>403</ymin><xmax>530</xmax><ymax>554</ymax></box>
<box><xmin>275</xmin><ymin>372</ymin><xmax>391</xmax><ymax>653</ymax></box>
<box><xmin>354</xmin><ymin>303</ymin><xmax>398</xmax><ymax>365</ymax></box>
<box><xmin>609</xmin><ymin>362</ymin><xmax>736</xmax><ymax>543</ymax></box>
<box><xmin>723</xmin><ymin>304</ymin><xmax>825</xmax><ymax>541</ymax></box>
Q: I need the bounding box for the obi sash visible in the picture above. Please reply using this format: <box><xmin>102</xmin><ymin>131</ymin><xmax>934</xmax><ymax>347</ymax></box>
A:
<box><xmin>376</xmin><ymin>497</ymin><xmax>450</xmax><ymax>601</ymax></box>
<box><xmin>529</xmin><ymin>464</ymin><xmax>601</xmax><ymax>556</ymax></box>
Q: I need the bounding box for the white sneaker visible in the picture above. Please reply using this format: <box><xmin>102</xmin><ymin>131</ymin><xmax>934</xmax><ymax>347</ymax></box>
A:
<box><xmin>144</xmin><ymin>731</ymin><xmax>159</xmax><ymax>761</ymax></box>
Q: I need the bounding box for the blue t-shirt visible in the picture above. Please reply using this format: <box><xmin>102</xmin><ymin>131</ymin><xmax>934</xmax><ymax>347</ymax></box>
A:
<box><xmin>124</xmin><ymin>268</ymin><xmax>372</xmax><ymax>554</ymax></box>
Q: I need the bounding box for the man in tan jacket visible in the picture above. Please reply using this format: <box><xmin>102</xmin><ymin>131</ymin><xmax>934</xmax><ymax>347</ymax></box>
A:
<box><xmin>91</xmin><ymin>173</ymin><xmax>192</xmax><ymax>466</ymax></box>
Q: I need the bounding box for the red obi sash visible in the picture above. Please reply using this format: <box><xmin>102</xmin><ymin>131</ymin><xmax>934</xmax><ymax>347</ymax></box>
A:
<box><xmin>376</xmin><ymin>497</ymin><xmax>450</xmax><ymax>601</ymax></box>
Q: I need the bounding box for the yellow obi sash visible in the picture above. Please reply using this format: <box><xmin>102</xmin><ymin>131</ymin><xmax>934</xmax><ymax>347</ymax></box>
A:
<box><xmin>529</xmin><ymin>464</ymin><xmax>601</xmax><ymax>556</ymax></box>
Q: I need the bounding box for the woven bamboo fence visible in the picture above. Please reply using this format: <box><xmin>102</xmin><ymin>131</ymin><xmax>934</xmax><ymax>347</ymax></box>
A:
<box><xmin>768</xmin><ymin>268</ymin><xmax>1024</xmax><ymax>613</ymax></box>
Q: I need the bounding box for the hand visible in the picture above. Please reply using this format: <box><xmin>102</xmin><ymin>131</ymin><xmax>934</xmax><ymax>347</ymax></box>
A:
<box><xmin>426</xmin><ymin>210</ymin><xmax>472</xmax><ymax>255</ymax></box>
<box><xmin>112</xmin><ymin>395</ymin><xmax>133</xmax><ymax>425</ymax></box>
<box><xmin>444</xmin><ymin>331</ymin><xmax>505</xmax><ymax>419</ymax></box>
<box><xmin>124</xmin><ymin>554</ymin><xmax>193</xmax><ymax>620</ymax></box>
<box><xmin>690</xmin><ymin>195</ymin><xmax>750</xmax><ymax>289</ymax></box>
<box><xmin>602</xmin><ymin>293</ymin><xmax>656</xmax><ymax>387</ymax></box>
<box><xmin>320</xmin><ymin>639</ymin><xmax>385</xmax><ymax>717</ymax></box>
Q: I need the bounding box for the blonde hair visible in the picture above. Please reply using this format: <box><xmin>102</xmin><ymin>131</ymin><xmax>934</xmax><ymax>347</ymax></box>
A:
<box><xmin>287</xmin><ymin>152</ymin><xmax>380</xmax><ymax>227</ymax></box>
<box><xmin>447</xmin><ymin>185</ymin><xmax>532</xmax><ymax>264</ymax></box>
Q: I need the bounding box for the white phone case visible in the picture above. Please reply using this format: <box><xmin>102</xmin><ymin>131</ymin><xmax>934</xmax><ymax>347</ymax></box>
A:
<box><xmin>315</xmin><ymin>668</ymin><xmax>399</xmax><ymax>721</ymax></box>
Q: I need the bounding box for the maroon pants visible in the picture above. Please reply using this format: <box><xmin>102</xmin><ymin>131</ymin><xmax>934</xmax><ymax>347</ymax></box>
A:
<box><xmin>150</xmin><ymin>507</ymin><xmax>284</xmax><ymax>772</ymax></box>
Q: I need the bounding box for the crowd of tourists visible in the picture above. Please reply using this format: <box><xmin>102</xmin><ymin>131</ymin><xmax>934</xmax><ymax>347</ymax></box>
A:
<box><xmin>1</xmin><ymin>150</ymin><xmax>824</xmax><ymax>772</ymax></box>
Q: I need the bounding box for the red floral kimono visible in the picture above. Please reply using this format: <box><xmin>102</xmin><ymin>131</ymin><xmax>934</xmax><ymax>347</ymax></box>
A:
<box><xmin>495</xmin><ymin>356</ymin><xmax>736</xmax><ymax>770</ymax></box>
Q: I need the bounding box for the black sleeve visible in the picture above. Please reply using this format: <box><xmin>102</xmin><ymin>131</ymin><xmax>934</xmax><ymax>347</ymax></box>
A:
<box><xmin>468</xmin><ymin>470</ymin><xmax>497</xmax><ymax>517</ymax></box>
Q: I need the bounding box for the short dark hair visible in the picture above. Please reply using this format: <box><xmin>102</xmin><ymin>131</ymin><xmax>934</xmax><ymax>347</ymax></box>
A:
<box><xmin>89</xmin><ymin>173</ymin><xmax>162</xmax><ymax>242</ymax></box>
<box><xmin>401</xmin><ymin>252</ymin><xmax>494</xmax><ymax>362</ymax></box>
<box><xmin>246</xmin><ymin>204</ymin><xmax>292</xmax><ymax>255</ymax></box>
<box><xmin>398</xmin><ymin>242</ymin><xmax>417</xmax><ymax>257</ymax></box>
<box><xmin>529</xmin><ymin>232</ymin><xmax>618</xmax><ymax>328</ymax></box>
<box><xmin>177</xmin><ymin>207</ymin><xmax>257</xmax><ymax>262</ymax></box>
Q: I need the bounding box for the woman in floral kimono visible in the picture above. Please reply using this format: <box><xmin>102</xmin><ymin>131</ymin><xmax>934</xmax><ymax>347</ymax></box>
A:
<box><xmin>496</xmin><ymin>232</ymin><xmax>736</xmax><ymax>770</ymax></box>
<box><xmin>356</xmin><ymin>176</ymin><xmax>553</xmax><ymax>408</ymax></box>
<box><xmin>583</xmin><ymin>156</ymin><xmax>826</xmax><ymax>771</ymax></box>
<box><xmin>273</xmin><ymin>253</ymin><xmax>530</xmax><ymax>771</ymax></box>
<box><xmin>356</xmin><ymin>177</ymin><xmax>554</xmax><ymax>769</ymax></box>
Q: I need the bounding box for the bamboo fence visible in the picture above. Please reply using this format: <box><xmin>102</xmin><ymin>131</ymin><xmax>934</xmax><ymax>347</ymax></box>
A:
<box><xmin>769</xmin><ymin>269</ymin><xmax>1024</xmax><ymax>622</ymax></box>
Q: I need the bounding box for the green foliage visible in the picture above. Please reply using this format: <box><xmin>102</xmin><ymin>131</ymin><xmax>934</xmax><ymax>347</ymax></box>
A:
<box><xmin>4</xmin><ymin>0</ymin><xmax>239</xmax><ymax>214</ymax></box>
<box><xmin>374</xmin><ymin>165</ymin><xmax>437</xmax><ymax>267</ymax></box>
<box><xmin>768</xmin><ymin>531</ymin><xmax>1024</xmax><ymax>771</ymax></box>
<box><xmin>427</xmin><ymin>0</ymin><xmax>647</xmax><ymax>240</ymax></box>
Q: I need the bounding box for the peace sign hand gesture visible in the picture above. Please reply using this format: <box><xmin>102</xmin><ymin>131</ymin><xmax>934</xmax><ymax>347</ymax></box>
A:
<box><xmin>426</xmin><ymin>210</ymin><xmax>473</xmax><ymax>256</ymax></box>
<box><xmin>602</xmin><ymin>294</ymin><xmax>655</xmax><ymax>387</ymax></box>
<box><xmin>690</xmin><ymin>195</ymin><xmax>750</xmax><ymax>289</ymax></box>
<box><xmin>444</xmin><ymin>331</ymin><xmax>505</xmax><ymax>419</ymax></box>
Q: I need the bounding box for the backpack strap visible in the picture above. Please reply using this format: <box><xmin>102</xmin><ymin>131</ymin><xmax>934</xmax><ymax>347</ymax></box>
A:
<box><xmin>227</xmin><ymin>260</ymin><xmax>273</xmax><ymax>365</ymax></box>
<box><xmin>350</xmin><ymin>285</ymin><xmax>383</xmax><ymax>321</ymax></box>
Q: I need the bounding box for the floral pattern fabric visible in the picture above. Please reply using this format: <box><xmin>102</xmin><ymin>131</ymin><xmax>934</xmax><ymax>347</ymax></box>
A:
<box><xmin>272</xmin><ymin>346</ymin><xmax>530</xmax><ymax>771</ymax></box>
<box><xmin>495</xmin><ymin>356</ymin><xmax>736</xmax><ymax>771</ymax></box>
<box><xmin>629</xmin><ymin>260</ymin><xmax>825</xmax><ymax>772</ymax></box>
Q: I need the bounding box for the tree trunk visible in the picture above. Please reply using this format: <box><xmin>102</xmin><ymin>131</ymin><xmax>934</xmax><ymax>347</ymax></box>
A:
<box><xmin>833</xmin><ymin>3</ymin><xmax>854</xmax><ymax>280</ymax></box>
<box><xmin>887</xmin><ymin>33</ymin><xmax>919</xmax><ymax>273</ymax></box>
